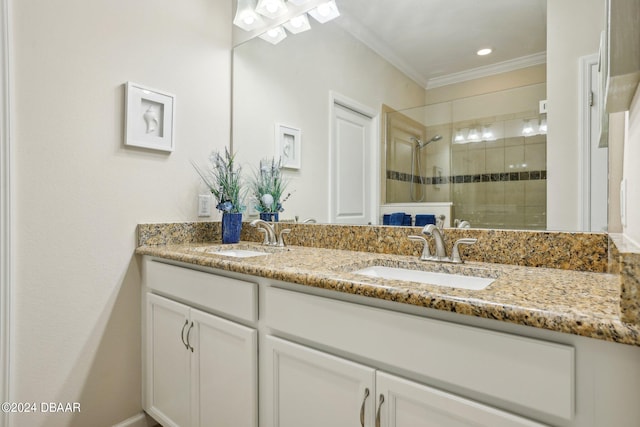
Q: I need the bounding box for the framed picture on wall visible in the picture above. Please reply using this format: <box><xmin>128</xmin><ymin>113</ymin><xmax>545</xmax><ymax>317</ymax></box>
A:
<box><xmin>276</xmin><ymin>123</ymin><xmax>301</xmax><ymax>169</ymax></box>
<box><xmin>124</xmin><ymin>82</ymin><xmax>175</xmax><ymax>152</ymax></box>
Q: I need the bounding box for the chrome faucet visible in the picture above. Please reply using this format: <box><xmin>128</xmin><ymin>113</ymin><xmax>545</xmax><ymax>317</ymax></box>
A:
<box><xmin>408</xmin><ymin>224</ymin><xmax>477</xmax><ymax>263</ymax></box>
<box><xmin>423</xmin><ymin>224</ymin><xmax>447</xmax><ymax>259</ymax></box>
<box><xmin>250</xmin><ymin>219</ymin><xmax>276</xmax><ymax>245</ymax></box>
<box><xmin>250</xmin><ymin>219</ymin><xmax>291</xmax><ymax>247</ymax></box>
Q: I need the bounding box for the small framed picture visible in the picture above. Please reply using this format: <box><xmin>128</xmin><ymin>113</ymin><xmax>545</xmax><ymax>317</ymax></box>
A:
<box><xmin>125</xmin><ymin>82</ymin><xmax>175</xmax><ymax>152</ymax></box>
<box><xmin>276</xmin><ymin>123</ymin><xmax>301</xmax><ymax>170</ymax></box>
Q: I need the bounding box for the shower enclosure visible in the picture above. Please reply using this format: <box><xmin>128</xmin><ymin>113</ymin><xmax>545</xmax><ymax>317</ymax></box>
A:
<box><xmin>383</xmin><ymin>83</ymin><xmax>547</xmax><ymax>230</ymax></box>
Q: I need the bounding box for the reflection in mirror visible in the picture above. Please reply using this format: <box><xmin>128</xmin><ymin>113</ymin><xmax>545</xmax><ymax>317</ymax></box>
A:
<box><xmin>232</xmin><ymin>0</ymin><xmax>608</xmax><ymax>231</ymax></box>
<box><xmin>384</xmin><ymin>84</ymin><xmax>548</xmax><ymax>230</ymax></box>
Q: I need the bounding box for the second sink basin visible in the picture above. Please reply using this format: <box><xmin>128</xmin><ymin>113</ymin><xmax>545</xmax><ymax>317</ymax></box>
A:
<box><xmin>353</xmin><ymin>265</ymin><xmax>495</xmax><ymax>290</ymax></box>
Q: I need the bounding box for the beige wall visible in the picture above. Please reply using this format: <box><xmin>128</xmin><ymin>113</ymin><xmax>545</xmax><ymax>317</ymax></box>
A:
<box><xmin>10</xmin><ymin>0</ymin><xmax>231</xmax><ymax>425</ymax></box>
<box><xmin>624</xmin><ymin>88</ymin><xmax>640</xmax><ymax>244</ymax></box>
<box><xmin>546</xmin><ymin>0</ymin><xmax>604</xmax><ymax>231</ymax></box>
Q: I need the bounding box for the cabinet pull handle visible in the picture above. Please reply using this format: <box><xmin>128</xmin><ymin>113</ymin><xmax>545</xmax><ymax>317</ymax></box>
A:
<box><xmin>186</xmin><ymin>321</ymin><xmax>194</xmax><ymax>352</ymax></box>
<box><xmin>375</xmin><ymin>394</ymin><xmax>384</xmax><ymax>427</ymax></box>
<box><xmin>180</xmin><ymin>319</ymin><xmax>189</xmax><ymax>349</ymax></box>
<box><xmin>360</xmin><ymin>388</ymin><xmax>369</xmax><ymax>427</ymax></box>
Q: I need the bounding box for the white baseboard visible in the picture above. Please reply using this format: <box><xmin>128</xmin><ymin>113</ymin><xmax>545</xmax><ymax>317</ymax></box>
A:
<box><xmin>112</xmin><ymin>412</ymin><xmax>158</xmax><ymax>427</ymax></box>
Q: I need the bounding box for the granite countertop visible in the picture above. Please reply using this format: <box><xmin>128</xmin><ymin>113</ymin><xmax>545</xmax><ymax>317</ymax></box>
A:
<box><xmin>136</xmin><ymin>240</ymin><xmax>640</xmax><ymax>346</ymax></box>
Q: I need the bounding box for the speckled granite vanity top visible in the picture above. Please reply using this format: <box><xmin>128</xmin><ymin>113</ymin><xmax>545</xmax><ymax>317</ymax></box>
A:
<box><xmin>137</xmin><ymin>239</ymin><xmax>640</xmax><ymax>347</ymax></box>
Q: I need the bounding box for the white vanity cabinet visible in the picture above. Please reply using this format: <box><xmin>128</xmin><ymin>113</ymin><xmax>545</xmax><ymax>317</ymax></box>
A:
<box><xmin>375</xmin><ymin>371</ymin><xmax>546</xmax><ymax>427</ymax></box>
<box><xmin>262</xmin><ymin>335</ymin><xmax>546</xmax><ymax>427</ymax></box>
<box><xmin>141</xmin><ymin>256</ymin><xmax>640</xmax><ymax>427</ymax></box>
<box><xmin>263</xmin><ymin>335</ymin><xmax>375</xmax><ymax>427</ymax></box>
<box><xmin>143</xmin><ymin>259</ymin><xmax>258</xmax><ymax>427</ymax></box>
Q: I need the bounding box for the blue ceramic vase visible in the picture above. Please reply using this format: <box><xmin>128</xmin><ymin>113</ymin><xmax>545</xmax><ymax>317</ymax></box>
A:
<box><xmin>259</xmin><ymin>212</ymin><xmax>279</xmax><ymax>222</ymax></box>
<box><xmin>221</xmin><ymin>212</ymin><xmax>242</xmax><ymax>244</ymax></box>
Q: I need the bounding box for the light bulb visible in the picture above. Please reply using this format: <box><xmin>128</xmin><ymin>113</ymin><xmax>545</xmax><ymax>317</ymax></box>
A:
<box><xmin>290</xmin><ymin>16</ymin><xmax>304</xmax><ymax>28</ymax></box>
<box><xmin>259</xmin><ymin>25</ymin><xmax>287</xmax><ymax>44</ymax></box>
<box><xmin>522</xmin><ymin>120</ymin><xmax>534</xmax><ymax>136</ymax></box>
<box><xmin>309</xmin><ymin>0</ymin><xmax>340</xmax><ymax>23</ymax></box>
<box><xmin>539</xmin><ymin>117</ymin><xmax>547</xmax><ymax>133</ymax></box>
<box><xmin>255</xmin><ymin>0</ymin><xmax>287</xmax><ymax>19</ymax></box>
<box><xmin>317</xmin><ymin>3</ymin><xmax>331</xmax><ymax>16</ymax></box>
<box><xmin>265</xmin><ymin>1</ymin><xmax>278</xmax><ymax>13</ymax></box>
<box><xmin>454</xmin><ymin>130</ymin><xmax>465</xmax><ymax>143</ymax></box>
<box><xmin>283</xmin><ymin>13</ymin><xmax>311</xmax><ymax>34</ymax></box>
<box><xmin>482</xmin><ymin>125</ymin><xmax>494</xmax><ymax>140</ymax></box>
<box><xmin>468</xmin><ymin>127</ymin><xmax>480</xmax><ymax>141</ymax></box>
<box><xmin>243</xmin><ymin>15</ymin><xmax>255</xmax><ymax>25</ymax></box>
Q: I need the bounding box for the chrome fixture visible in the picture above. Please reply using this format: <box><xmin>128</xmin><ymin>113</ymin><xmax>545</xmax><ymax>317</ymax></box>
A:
<box><xmin>409</xmin><ymin>224</ymin><xmax>477</xmax><ymax>263</ymax></box>
<box><xmin>454</xmin><ymin>219</ymin><xmax>471</xmax><ymax>228</ymax></box>
<box><xmin>410</xmin><ymin>134</ymin><xmax>442</xmax><ymax>149</ymax></box>
<box><xmin>250</xmin><ymin>219</ymin><xmax>290</xmax><ymax>247</ymax></box>
<box><xmin>250</xmin><ymin>219</ymin><xmax>276</xmax><ymax>245</ymax></box>
<box><xmin>422</xmin><ymin>224</ymin><xmax>447</xmax><ymax>259</ymax></box>
<box><xmin>234</xmin><ymin>0</ymin><xmax>340</xmax><ymax>45</ymax></box>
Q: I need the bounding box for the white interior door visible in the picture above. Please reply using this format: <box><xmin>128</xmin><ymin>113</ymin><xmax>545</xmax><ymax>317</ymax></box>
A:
<box><xmin>330</xmin><ymin>101</ymin><xmax>375</xmax><ymax>224</ymax></box>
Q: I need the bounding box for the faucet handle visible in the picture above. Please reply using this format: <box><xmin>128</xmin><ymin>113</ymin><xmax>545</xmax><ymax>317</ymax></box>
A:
<box><xmin>408</xmin><ymin>235</ymin><xmax>432</xmax><ymax>260</ymax></box>
<box><xmin>278</xmin><ymin>228</ymin><xmax>291</xmax><ymax>247</ymax></box>
<box><xmin>451</xmin><ymin>238</ymin><xmax>477</xmax><ymax>263</ymax></box>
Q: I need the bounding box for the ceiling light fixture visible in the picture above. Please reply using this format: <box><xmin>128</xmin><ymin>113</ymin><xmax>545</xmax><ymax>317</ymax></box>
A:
<box><xmin>468</xmin><ymin>127</ymin><xmax>480</xmax><ymax>141</ymax></box>
<box><xmin>255</xmin><ymin>0</ymin><xmax>288</xmax><ymax>19</ymax></box>
<box><xmin>309</xmin><ymin>0</ymin><xmax>340</xmax><ymax>23</ymax></box>
<box><xmin>482</xmin><ymin>125</ymin><xmax>494</xmax><ymax>141</ymax></box>
<box><xmin>538</xmin><ymin>117</ymin><xmax>547</xmax><ymax>134</ymax></box>
<box><xmin>477</xmin><ymin>48</ymin><xmax>493</xmax><ymax>56</ymax></box>
<box><xmin>233</xmin><ymin>0</ymin><xmax>264</xmax><ymax>31</ymax></box>
<box><xmin>454</xmin><ymin>129</ymin><xmax>465</xmax><ymax>143</ymax></box>
<box><xmin>259</xmin><ymin>26</ymin><xmax>287</xmax><ymax>44</ymax></box>
<box><xmin>283</xmin><ymin>13</ymin><xmax>311</xmax><ymax>34</ymax></box>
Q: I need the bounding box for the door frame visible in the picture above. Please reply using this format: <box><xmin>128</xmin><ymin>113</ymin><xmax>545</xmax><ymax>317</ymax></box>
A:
<box><xmin>1</xmin><ymin>0</ymin><xmax>11</xmax><ymax>421</ymax></box>
<box><xmin>328</xmin><ymin>91</ymin><xmax>379</xmax><ymax>224</ymax></box>
<box><xmin>578</xmin><ymin>53</ymin><xmax>605</xmax><ymax>231</ymax></box>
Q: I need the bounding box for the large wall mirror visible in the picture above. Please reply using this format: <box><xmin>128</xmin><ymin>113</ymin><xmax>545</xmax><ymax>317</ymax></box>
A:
<box><xmin>232</xmin><ymin>0</ymin><xmax>610</xmax><ymax>232</ymax></box>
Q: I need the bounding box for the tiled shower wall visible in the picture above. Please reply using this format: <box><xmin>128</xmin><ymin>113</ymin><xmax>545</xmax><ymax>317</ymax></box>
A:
<box><xmin>451</xmin><ymin>133</ymin><xmax>547</xmax><ymax>229</ymax></box>
<box><xmin>385</xmin><ymin>127</ymin><xmax>547</xmax><ymax>230</ymax></box>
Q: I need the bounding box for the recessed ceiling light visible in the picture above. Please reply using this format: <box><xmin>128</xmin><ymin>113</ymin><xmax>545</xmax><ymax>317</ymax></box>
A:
<box><xmin>477</xmin><ymin>48</ymin><xmax>493</xmax><ymax>56</ymax></box>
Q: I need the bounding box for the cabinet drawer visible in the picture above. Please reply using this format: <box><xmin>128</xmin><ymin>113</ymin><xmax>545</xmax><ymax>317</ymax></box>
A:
<box><xmin>145</xmin><ymin>259</ymin><xmax>257</xmax><ymax>323</ymax></box>
<box><xmin>265</xmin><ymin>286</ymin><xmax>574</xmax><ymax>421</ymax></box>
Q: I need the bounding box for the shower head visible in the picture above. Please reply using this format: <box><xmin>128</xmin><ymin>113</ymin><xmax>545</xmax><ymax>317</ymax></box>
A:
<box><xmin>411</xmin><ymin>134</ymin><xmax>442</xmax><ymax>149</ymax></box>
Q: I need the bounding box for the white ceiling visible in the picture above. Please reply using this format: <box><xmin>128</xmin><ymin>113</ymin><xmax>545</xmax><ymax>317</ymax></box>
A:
<box><xmin>335</xmin><ymin>0</ymin><xmax>547</xmax><ymax>88</ymax></box>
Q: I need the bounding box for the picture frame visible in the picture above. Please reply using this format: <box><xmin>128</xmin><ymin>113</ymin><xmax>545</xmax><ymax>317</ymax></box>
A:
<box><xmin>125</xmin><ymin>82</ymin><xmax>175</xmax><ymax>152</ymax></box>
<box><xmin>275</xmin><ymin>123</ymin><xmax>301</xmax><ymax>170</ymax></box>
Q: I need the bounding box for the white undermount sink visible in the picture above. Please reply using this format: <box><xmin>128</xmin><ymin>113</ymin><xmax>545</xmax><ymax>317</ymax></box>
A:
<box><xmin>353</xmin><ymin>266</ymin><xmax>495</xmax><ymax>290</ymax></box>
<box><xmin>187</xmin><ymin>244</ymin><xmax>280</xmax><ymax>258</ymax></box>
<box><xmin>215</xmin><ymin>249</ymin><xmax>270</xmax><ymax>258</ymax></box>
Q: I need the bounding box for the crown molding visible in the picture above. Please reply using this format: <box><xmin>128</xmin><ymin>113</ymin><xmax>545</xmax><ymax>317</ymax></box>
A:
<box><xmin>426</xmin><ymin>52</ymin><xmax>547</xmax><ymax>89</ymax></box>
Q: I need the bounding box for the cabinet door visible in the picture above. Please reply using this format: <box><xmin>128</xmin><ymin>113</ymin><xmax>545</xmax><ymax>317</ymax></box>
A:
<box><xmin>375</xmin><ymin>371</ymin><xmax>548</xmax><ymax>427</ymax></box>
<box><xmin>146</xmin><ymin>293</ymin><xmax>191</xmax><ymax>427</ymax></box>
<box><xmin>263</xmin><ymin>335</ymin><xmax>375</xmax><ymax>427</ymax></box>
<box><xmin>190</xmin><ymin>308</ymin><xmax>257</xmax><ymax>427</ymax></box>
